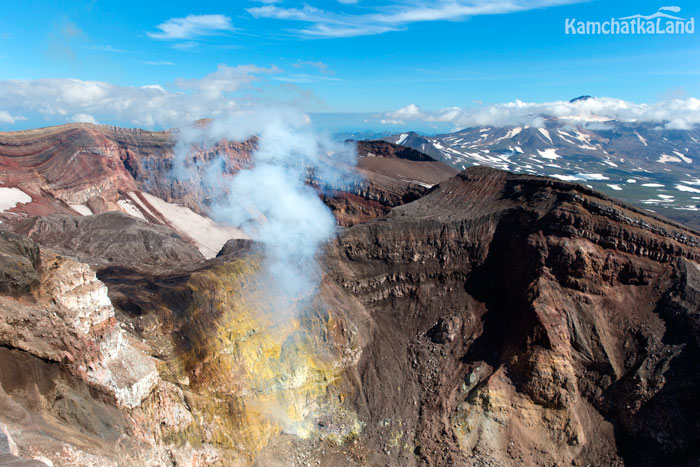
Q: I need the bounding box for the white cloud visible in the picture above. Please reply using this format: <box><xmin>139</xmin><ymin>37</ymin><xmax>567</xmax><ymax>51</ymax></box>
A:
<box><xmin>272</xmin><ymin>74</ymin><xmax>341</xmax><ymax>83</ymax></box>
<box><xmin>0</xmin><ymin>65</ymin><xmax>282</xmax><ymax>128</ymax></box>
<box><xmin>386</xmin><ymin>103</ymin><xmax>423</xmax><ymax>120</ymax></box>
<box><xmin>148</xmin><ymin>14</ymin><xmax>234</xmax><ymax>40</ymax></box>
<box><xmin>140</xmin><ymin>60</ymin><xmax>176</xmax><ymax>66</ymax></box>
<box><xmin>71</xmin><ymin>113</ymin><xmax>99</xmax><ymax>124</ymax></box>
<box><xmin>0</xmin><ymin>111</ymin><xmax>18</xmax><ymax>124</ymax></box>
<box><xmin>248</xmin><ymin>0</ymin><xmax>584</xmax><ymax>38</ymax></box>
<box><xmin>172</xmin><ymin>41</ymin><xmax>199</xmax><ymax>50</ymax></box>
<box><xmin>85</xmin><ymin>45</ymin><xmax>126</xmax><ymax>53</ymax></box>
<box><xmin>175</xmin><ymin>64</ymin><xmax>280</xmax><ymax>100</ymax></box>
<box><xmin>292</xmin><ymin>60</ymin><xmax>333</xmax><ymax>75</ymax></box>
<box><xmin>382</xmin><ymin>97</ymin><xmax>700</xmax><ymax>130</ymax></box>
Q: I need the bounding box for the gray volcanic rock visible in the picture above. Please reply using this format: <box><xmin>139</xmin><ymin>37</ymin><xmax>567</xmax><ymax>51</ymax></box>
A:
<box><xmin>9</xmin><ymin>211</ymin><xmax>204</xmax><ymax>268</ymax></box>
<box><xmin>216</xmin><ymin>238</ymin><xmax>256</xmax><ymax>258</ymax></box>
<box><xmin>0</xmin><ymin>230</ymin><xmax>40</xmax><ymax>295</ymax></box>
<box><xmin>355</xmin><ymin>140</ymin><xmax>437</xmax><ymax>162</ymax></box>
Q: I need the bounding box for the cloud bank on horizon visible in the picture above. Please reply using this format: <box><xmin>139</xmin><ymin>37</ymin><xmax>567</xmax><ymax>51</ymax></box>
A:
<box><xmin>0</xmin><ymin>65</ymin><xmax>698</xmax><ymax>132</ymax></box>
<box><xmin>0</xmin><ymin>65</ymin><xmax>282</xmax><ymax>128</ymax></box>
<box><xmin>3</xmin><ymin>0</ymin><xmax>699</xmax><ymax>125</ymax></box>
<box><xmin>380</xmin><ymin>98</ymin><xmax>700</xmax><ymax>130</ymax></box>
<box><xmin>4</xmin><ymin>84</ymin><xmax>696</xmax><ymax>134</ymax></box>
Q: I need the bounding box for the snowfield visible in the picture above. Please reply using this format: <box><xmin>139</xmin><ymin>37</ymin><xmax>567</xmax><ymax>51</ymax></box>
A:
<box><xmin>658</xmin><ymin>154</ymin><xmax>683</xmax><ymax>164</ymax></box>
<box><xmin>0</xmin><ymin>187</ymin><xmax>31</xmax><ymax>212</ymax></box>
<box><xmin>537</xmin><ymin>148</ymin><xmax>561</xmax><ymax>160</ymax></box>
<box><xmin>70</xmin><ymin>204</ymin><xmax>94</xmax><ymax>216</ymax></box>
<box><xmin>675</xmin><ymin>184</ymin><xmax>700</xmax><ymax>194</ymax></box>
<box><xmin>139</xmin><ymin>192</ymin><xmax>249</xmax><ymax>258</ymax></box>
<box><xmin>117</xmin><ymin>199</ymin><xmax>147</xmax><ymax>220</ymax></box>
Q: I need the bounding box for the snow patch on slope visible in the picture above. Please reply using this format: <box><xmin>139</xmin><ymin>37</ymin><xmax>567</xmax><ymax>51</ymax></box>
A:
<box><xmin>117</xmin><ymin>199</ymin><xmax>147</xmax><ymax>220</ymax></box>
<box><xmin>673</xmin><ymin>151</ymin><xmax>693</xmax><ymax>164</ymax></box>
<box><xmin>0</xmin><ymin>187</ymin><xmax>31</xmax><ymax>212</ymax></box>
<box><xmin>139</xmin><ymin>192</ymin><xmax>249</xmax><ymax>258</ymax></box>
<box><xmin>537</xmin><ymin>148</ymin><xmax>560</xmax><ymax>160</ymax></box>
<box><xmin>658</xmin><ymin>154</ymin><xmax>682</xmax><ymax>163</ymax></box>
<box><xmin>70</xmin><ymin>204</ymin><xmax>94</xmax><ymax>216</ymax></box>
<box><xmin>634</xmin><ymin>131</ymin><xmax>648</xmax><ymax>146</ymax></box>
<box><xmin>676</xmin><ymin>184</ymin><xmax>700</xmax><ymax>194</ymax></box>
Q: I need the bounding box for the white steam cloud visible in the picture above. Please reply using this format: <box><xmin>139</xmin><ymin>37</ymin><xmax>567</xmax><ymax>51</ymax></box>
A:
<box><xmin>383</xmin><ymin>97</ymin><xmax>700</xmax><ymax>130</ymax></box>
<box><xmin>172</xmin><ymin>108</ymin><xmax>358</xmax><ymax>303</ymax></box>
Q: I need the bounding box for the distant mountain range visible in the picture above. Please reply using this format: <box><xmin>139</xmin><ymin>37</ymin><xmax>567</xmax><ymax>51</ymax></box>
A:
<box><xmin>382</xmin><ymin>120</ymin><xmax>700</xmax><ymax>229</ymax></box>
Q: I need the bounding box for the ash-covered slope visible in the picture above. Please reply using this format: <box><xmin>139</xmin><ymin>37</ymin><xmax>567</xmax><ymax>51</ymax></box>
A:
<box><xmin>11</xmin><ymin>211</ymin><xmax>205</xmax><ymax>268</ymax></box>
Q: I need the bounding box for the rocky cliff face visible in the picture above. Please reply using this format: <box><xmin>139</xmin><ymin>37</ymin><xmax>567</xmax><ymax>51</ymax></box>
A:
<box><xmin>0</xmin><ymin>129</ymin><xmax>699</xmax><ymax>466</ymax></box>
<box><xmin>0</xmin><ymin>123</ymin><xmax>250</xmax><ymax>259</ymax></box>
<box><xmin>0</xmin><ymin>125</ymin><xmax>453</xmax><ymax>252</ymax></box>
<box><xmin>0</xmin><ymin>123</ymin><xmax>251</xmax><ymax>216</ymax></box>
<box><xmin>321</xmin><ymin>140</ymin><xmax>458</xmax><ymax>226</ymax></box>
<box><xmin>323</xmin><ymin>167</ymin><xmax>700</xmax><ymax>466</ymax></box>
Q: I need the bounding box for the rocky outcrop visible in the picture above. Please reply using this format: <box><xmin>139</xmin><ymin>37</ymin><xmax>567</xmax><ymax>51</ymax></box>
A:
<box><xmin>10</xmin><ymin>212</ymin><xmax>205</xmax><ymax>268</ymax></box>
<box><xmin>0</xmin><ymin>230</ymin><xmax>40</xmax><ymax>295</ymax></box>
<box><xmin>0</xmin><ymin>229</ymin><xmax>159</xmax><ymax>415</ymax></box>
<box><xmin>0</xmin><ymin>244</ymin><xmax>158</xmax><ymax>409</ymax></box>
<box><xmin>216</xmin><ymin>238</ymin><xmax>256</xmax><ymax>258</ymax></box>
<box><xmin>321</xmin><ymin>140</ymin><xmax>458</xmax><ymax>226</ymax></box>
<box><xmin>0</xmin><ymin>421</ymin><xmax>50</xmax><ymax>466</ymax></box>
<box><xmin>322</xmin><ymin>167</ymin><xmax>700</xmax><ymax>466</ymax></box>
<box><xmin>355</xmin><ymin>140</ymin><xmax>437</xmax><ymax>162</ymax></box>
<box><xmin>0</xmin><ymin>423</ymin><xmax>19</xmax><ymax>457</ymax></box>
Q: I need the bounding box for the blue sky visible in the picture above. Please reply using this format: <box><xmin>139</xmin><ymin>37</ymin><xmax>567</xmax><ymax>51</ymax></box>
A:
<box><xmin>0</xmin><ymin>0</ymin><xmax>699</xmax><ymax>132</ymax></box>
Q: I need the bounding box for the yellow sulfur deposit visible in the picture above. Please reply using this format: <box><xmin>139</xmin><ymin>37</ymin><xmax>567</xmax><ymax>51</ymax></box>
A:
<box><xmin>162</xmin><ymin>258</ymin><xmax>360</xmax><ymax>462</ymax></box>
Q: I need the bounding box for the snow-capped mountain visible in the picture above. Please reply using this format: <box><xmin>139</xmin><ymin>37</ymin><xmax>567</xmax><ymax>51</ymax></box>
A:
<box><xmin>384</xmin><ymin>121</ymin><xmax>700</xmax><ymax>228</ymax></box>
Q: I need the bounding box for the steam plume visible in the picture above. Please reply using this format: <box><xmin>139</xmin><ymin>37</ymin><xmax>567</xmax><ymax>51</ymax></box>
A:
<box><xmin>172</xmin><ymin>107</ymin><xmax>358</xmax><ymax>303</ymax></box>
